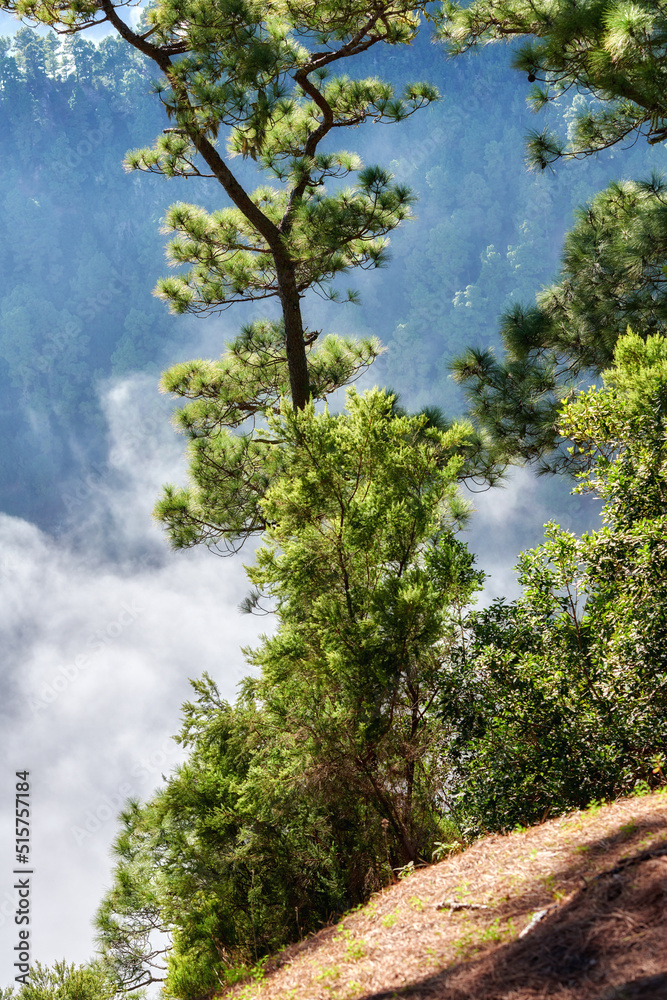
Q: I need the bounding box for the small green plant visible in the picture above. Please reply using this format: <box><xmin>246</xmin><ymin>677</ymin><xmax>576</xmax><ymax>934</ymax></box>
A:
<box><xmin>381</xmin><ymin>910</ymin><xmax>399</xmax><ymax>928</ymax></box>
<box><xmin>409</xmin><ymin>896</ymin><xmax>425</xmax><ymax>911</ymax></box>
<box><xmin>453</xmin><ymin>917</ymin><xmax>511</xmax><ymax>958</ymax></box>
<box><xmin>650</xmin><ymin>753</ymin><xmax>665</xmax><ymax>778</ymax></box>
<box><xmin>236</xmin><ymin>986</ymin><xmax>257</xmax><ymax>1000</ymax></box>
<box><xmin>396</xmin><ymin>861</ymin><xmax>416</xmax><ymax>879</ymax></box>
<box><xmin>452</xmin><ymin>922</ymin><xmax>475</xmax><ymax>958</ymax></box>
<box><xmin>335</xmin><ymin>926</ymin><xmax>367</xmax><ymax>959</ymax></box>
<box><xmin>234</xmin><ymin>958</ymin><xmax>277</xmax><ymax>1000</ymax></box>
<box><xmin>432</xmin><ymin>839</ymin><xmax>464</xmax><ymax>861</ymax></box>
<box><xmin>316</xmin><ymin>965</ymin><xmax>342</xmax><ymax>982</ymax></box>
<box><xmin>345</xmin><ymin>939</ymin><xmax>367</xmax><ymax>961</ymax></box>
<box><xmin>542</xmin><ymin>874</ymin><xmax>565</xmax><ymax>901</ymax></box>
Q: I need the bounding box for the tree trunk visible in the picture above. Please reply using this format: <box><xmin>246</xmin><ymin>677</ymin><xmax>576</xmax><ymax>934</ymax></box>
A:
<box><xmin>276</xmin><ymin>260</ymin><xmax>311</xmax><ymax>410</ymax></box>
<box><xmin>99</xmin><ymin>5</ymin><xmax>313</xmax><ymax>412</ymax></box>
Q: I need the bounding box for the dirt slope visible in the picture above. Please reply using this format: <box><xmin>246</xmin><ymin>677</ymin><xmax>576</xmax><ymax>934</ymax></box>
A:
<box><xmin>223</xmin><ymin>791</ymin><xmax>667</xmax><ymax>1000</ymax></box>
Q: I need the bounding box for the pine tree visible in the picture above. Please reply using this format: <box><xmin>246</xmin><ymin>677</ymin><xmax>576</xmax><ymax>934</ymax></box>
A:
<box><xmin>450</xmin><ymin>174</ymin><xmax>667</xmax><ymax>470</ymax></box>
<box><xmin>97</xmin><ymin>389</ymin><xmax>483</xmax><ymax>997</ymax></box>
<box><xmin>4</xmin><ymin>0</ymin><xmax>446</xmax><ymax>544</ymax></box>
<box><xmin>437</xmin><ymin>0</ymin><xmax>667</xmax><ymax>167</ymax></box>
<box><xmin>7</xmin><ymin>0</ymin><xmax>436</xmax><ymax>406</ymax></box>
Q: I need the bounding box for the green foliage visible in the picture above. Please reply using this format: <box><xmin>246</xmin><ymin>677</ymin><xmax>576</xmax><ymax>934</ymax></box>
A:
<box><xmin>369</xmin><ymin>37</ymin><xmax>666</xmax><ymax>438</ymax></box>
<box><xmin>436</xmin><ymin>0</ymin><xmax>667</xmax><ymax>166</ymax></box>
<box><xmin>5</xmin><ymin>0</ymin><xmax>452</xmax><ymax>541</ymax></box>
<box><xmin>154</xmin><ymin>331</ymin><xmax>504</xmax><ymax>552</ymax></box>
<box><xmin>154</xmin><ymin>321</ymin><xmax>382</xmax><ymax>550</ymax></box>
<box><xmin>150</xmin><ymin>167</ymin><xmax>417</xmax><ymax>315</ymax></box>
<box><xmin>449</xmin><ymin>341</ymin><xmax>565</xmax><ymax>471</ymax></box>
<box><xmin>451</xmin><ymin>174</ymin><xmax>667</xmax><ymax>470</ymax></box>
<box><xmin>443</xmin><ymin>332</ymin><xmax>667</xmax><ymax>834</ymax></box>
<box><xmin>243</xmin><ymin>388</ymin><xmax>482</xmax><ymax>860</ymax></box>
<box><xmin>0</xmin><ymin>22</ymin><xmax>660</xmax><ymax>523</ymax></box>
<box><xmin>98</xmin><ymin>389</ymin><xmax>483</xmax><ymax>997</ymax></box>
<box><xmin>121</xmin><ymin>0</ymin><xmax>436</xmax><ymax>321</ymax></box>
<box><xmin>95</xmin><ymin>798</ymin><xmax>172</xmax><ymax>993</ymax></box>
<box><xmin>12</xmin><ymin>960</ymin><xmax>120</xmax><ymax>1000</ymax></box>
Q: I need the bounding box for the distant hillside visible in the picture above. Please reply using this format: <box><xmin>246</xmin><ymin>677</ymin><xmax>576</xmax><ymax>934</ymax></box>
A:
<box><xmin>224</xmin><ymin>791</ymin><xmax>667</xmax><ymax>1000</ymax></box>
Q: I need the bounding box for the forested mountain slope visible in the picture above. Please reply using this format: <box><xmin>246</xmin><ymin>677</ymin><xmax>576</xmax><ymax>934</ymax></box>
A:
<box><xmin>0</xmin><ymin>30</ymin><xmax>181</xmax><ymax>523</ymax></box>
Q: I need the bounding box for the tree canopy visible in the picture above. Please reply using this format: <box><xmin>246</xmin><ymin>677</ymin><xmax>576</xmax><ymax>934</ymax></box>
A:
<box><xmin>443</xmin><ymin>331</ymin><xmax>667</xmax><ymax>832</ymax></box>
<box><xmin>6</xmin><ymin>961</ymin><xmax>119</xmax><ymax>1000</ymax></box>
<box><xmin>450</xmin><ymin>173</ymin><xmax>667</xmax><ymax>470</ymax></box>
<box><xmin>97</xmin><ymin>388</ymin><xmax>483</xmax><ymax>997</ymax></box>
<box><xmin>437</xmin><ymin>0</ymin><xmax>667</xmax><ymax>168</ymax></box>
<box><xmin>154</xmin><ymin>336</ymin><xmax>504</xmax><ymax>551</ymax></box>
<box><xmin>431</xmin><ymin>0</ymin><xmax>667</xmax><ymax>474</ymax></box>
<box><xmin>6</xmin><ymin>4</ymin><xmax>667</xmax><ymax>994</ymax></box>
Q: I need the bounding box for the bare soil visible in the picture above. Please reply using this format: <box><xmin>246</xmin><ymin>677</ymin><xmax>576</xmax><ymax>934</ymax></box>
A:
<box><xmin>222</xmin><ymin>791</ymin><xmax>667</xmax><ymax>1000</ymax></box>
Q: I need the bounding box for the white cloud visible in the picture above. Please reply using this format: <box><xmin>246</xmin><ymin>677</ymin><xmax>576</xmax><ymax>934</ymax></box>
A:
<box><xmin>0</xmin><ymin>375</ymin><xmax>268</xmax><ymax>986</ymax></box>
<box><xmin>464</xmin><ymin>465</ymin><xmax>600</xmax><ymax>605</ymax></box>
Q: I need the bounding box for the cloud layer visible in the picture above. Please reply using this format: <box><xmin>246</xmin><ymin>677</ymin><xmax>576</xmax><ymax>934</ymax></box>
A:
<box><xmin>0</xmin><ymin>374</ymin><xmax>268</xmax><ymax>985</ymax></box>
